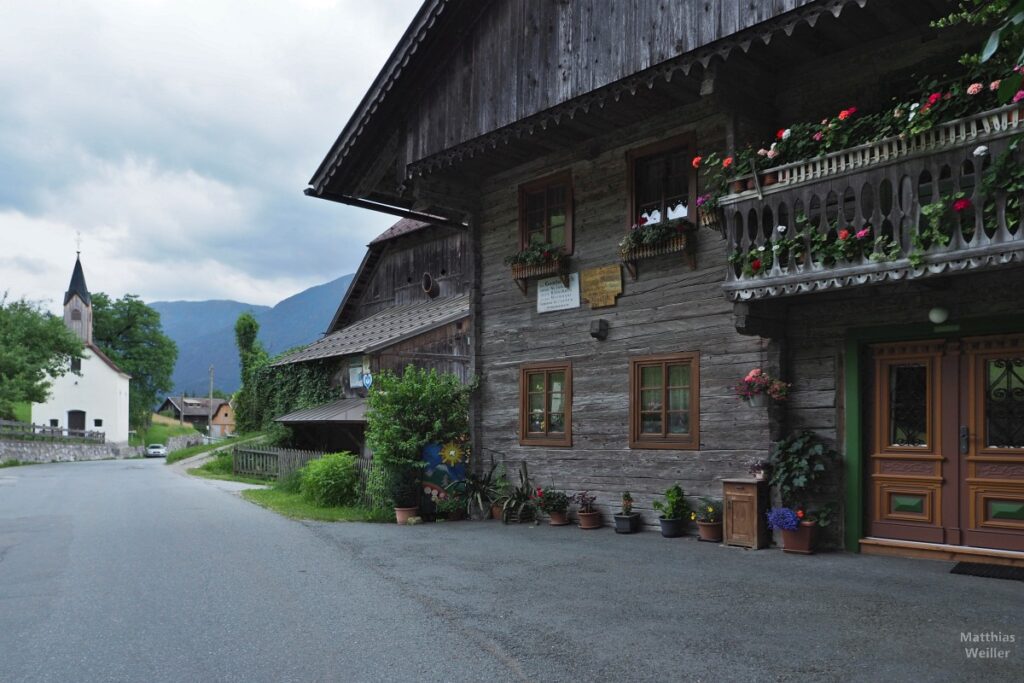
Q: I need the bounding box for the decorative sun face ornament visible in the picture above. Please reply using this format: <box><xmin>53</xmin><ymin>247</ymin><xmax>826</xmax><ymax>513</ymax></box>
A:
<box><xmin>441</xmin><ymin>441</ymin><xmax>464</xmax><ymax>467</ymax></box>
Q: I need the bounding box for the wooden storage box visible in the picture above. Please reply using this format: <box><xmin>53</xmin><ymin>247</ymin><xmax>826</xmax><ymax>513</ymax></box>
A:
<box><xmin>723</xmin><ymin>478</ymin><xmax>769</xmax><ymax>549</ymax></box>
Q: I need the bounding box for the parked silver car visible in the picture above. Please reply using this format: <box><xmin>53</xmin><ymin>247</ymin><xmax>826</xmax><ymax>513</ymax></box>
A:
<box><xmin>145</xmin><ymin>443</ymin><xmax>168</xmax><ymax>458</ymax></box>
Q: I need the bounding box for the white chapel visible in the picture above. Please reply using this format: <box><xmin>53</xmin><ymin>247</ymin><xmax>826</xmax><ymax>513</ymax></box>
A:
<box><xmin>34</xmin><ymin>255</ymin><xmax>131</xmax><ymax>443</ymax></box>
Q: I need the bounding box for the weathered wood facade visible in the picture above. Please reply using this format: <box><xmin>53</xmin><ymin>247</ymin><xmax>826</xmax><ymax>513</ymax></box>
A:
<box><xmin>273</xmin><ymin>219</ymin><xmax>471</xmax><ymax>451</ymax></box>
<box><xmin>309</xmin><ymin>0</ymin><xmax>1024</xmax><ymax>558</ymax></box>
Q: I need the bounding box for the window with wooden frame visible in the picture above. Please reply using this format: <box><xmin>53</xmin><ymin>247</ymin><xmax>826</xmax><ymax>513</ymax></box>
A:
<box><xmin>518</xmin><ymin>171</ymin><xmax>573</xmax><ymax>253</ymax></box>
<box><xmin>627</xmin><ymin>135</ymin><xmax>697</xmax><ymax>226</ymax></box>
<box><xmin>519</xmin><ymin>362</ymin><xmax>572</xmax><ymax>447</ymax></box>
<box><xmin>629</xmin><ymin>352</ymin><xmax>700</xmax><ymax>449</ymax></box>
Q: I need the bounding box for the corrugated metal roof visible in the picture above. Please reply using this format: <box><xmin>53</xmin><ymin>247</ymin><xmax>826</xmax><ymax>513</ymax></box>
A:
<box><xmin>274</xmin><ymin>293</ymin><xmax>469</xmax><ymax>366</ymax></box>
<box><xmin>274</xmin><ymin>398</ymin><xmax>366</xmax><ymax>424</ymax></box>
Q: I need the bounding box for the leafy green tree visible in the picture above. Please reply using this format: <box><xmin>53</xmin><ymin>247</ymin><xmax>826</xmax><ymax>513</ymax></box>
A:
<box><xmin>0</xmin><ymin>296</ymin><xmax>84</xmax><ymax>419</ymax></box>
<box><xmin>233</xmin><ymin>312</ymin><xmax>270</xmax><ymax>433</ymax></box>
<box><xmin>91</xmin><ymin>293</ymin><xmax>177</xmax><ymax>430</ymax></box>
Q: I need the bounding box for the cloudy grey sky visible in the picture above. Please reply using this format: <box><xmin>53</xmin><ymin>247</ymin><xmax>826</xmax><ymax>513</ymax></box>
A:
<box><xmin>0</xmin><ymin>0</ymin><xmax>420</xmax><ymax>312</ymax></box>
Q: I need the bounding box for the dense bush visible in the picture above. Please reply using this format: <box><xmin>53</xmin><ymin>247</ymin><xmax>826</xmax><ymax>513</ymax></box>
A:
<box><xmin>300</xmin><ymin>452</ymin><xmax>359</xmax><ymax>507</ymax></box>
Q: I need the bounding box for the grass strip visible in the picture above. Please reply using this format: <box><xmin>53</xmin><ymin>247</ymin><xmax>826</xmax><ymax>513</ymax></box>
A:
<box><xmin>241</xmin><ymin>488</ymin><xmax>391</xmax><ymax>523</ymax></box>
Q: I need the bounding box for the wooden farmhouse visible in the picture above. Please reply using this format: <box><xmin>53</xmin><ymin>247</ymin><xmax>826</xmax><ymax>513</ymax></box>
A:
<box><xmin>306</xmin><ymin>0</ymin><xmax>1024</xmax><ymax>562</ymax></box>
<box><xmin>273</xmin><ymin>218</ymin><xmax>471</xmax><ymax>454</ymax></box>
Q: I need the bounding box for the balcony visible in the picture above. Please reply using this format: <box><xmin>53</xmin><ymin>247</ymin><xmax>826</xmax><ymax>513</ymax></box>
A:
<box><xmin>721</xmin><ymin>106</ymin><xmax>1024</xmax><ymax>302</ymax></box>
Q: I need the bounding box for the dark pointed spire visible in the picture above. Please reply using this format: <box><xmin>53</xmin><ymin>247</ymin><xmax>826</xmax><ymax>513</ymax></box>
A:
<box><xmin>64</xmin><ymin>255</ymin><xmax>91</xmax><ymax>306</ymax></box>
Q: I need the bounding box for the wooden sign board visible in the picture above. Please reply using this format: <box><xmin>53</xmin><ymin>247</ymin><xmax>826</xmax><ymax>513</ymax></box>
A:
<box><xmin>580</xmin><ymin>264</ymin><xmax>623</xmax><ymax>309</ymax></box>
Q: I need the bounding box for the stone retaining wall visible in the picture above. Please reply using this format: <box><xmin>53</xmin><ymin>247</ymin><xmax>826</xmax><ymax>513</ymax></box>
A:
<box><xmin>167</xmin><ymin>434</ymin><xmax>203</xmax><ymax>452</ymax></box>
<box><xmin>0</xmin><ymin>439</ymin><xmax>143</xmax><ymax>464</ymax></box>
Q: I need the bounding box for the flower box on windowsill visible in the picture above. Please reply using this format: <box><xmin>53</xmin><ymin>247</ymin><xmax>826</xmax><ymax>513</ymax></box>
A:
<box><xmin>621</xmin><ymin>234</ymin><xmax>694</xmax><ymax>280</ymax></box>
<box><xmin>510</xmin><ymin>257</ymin><xmax>569</xmax><ymax>294</ymax></box>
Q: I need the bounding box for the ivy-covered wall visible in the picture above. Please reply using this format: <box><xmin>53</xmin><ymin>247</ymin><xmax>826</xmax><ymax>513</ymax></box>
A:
<box><xmin>235</xmin><ymin>356</ymin><xmax>342</xmax><ymax>442</ymax></box>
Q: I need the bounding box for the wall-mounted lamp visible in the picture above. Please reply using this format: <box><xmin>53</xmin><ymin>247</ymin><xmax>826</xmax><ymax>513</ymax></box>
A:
<box><xmin>590</xmin><ymin>318</ymin><xmax>609</xmax><ymax>341</ymax></box>
<box><xmin>928</xmin><ymin>306</ymin><xmax>950</xmax><ymax>325</ymax></box>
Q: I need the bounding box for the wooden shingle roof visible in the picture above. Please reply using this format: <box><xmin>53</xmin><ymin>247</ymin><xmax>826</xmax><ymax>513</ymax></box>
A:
<box><xmin>273</xmin><ymin>293</ymin><xmax>469</xmax><ymax>366</ymax></box>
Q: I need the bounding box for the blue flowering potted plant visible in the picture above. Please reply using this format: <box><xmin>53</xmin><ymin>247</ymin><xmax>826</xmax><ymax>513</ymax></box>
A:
<box><xmin>766</xmin><ymin>506</ymin><xmax>814</xmax><ymax>554</ymax></box>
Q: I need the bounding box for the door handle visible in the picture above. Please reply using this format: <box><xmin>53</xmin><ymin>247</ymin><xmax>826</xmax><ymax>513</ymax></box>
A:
<box><xmin>959</xmin><ymin>426</ymin><xmax>969</xmax><ymax>454</ymax></box>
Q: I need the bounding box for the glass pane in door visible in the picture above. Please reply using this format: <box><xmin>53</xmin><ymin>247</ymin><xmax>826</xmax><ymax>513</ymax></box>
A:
<box><xmin>889</xmin><ymin>364</ymin><xmax>928</xmax><ymax>447</ymax></box>
<box><xmin>985</xmin><ymin>357</ymin><xmax>1024</xmax><ymax>448</ymax></box>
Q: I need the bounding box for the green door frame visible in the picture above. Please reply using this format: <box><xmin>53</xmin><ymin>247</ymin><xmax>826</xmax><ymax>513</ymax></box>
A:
<box><xmin>842</xmin><ymin>314</ymin><xmax>1024</xmax><ymax>552</ymax></box>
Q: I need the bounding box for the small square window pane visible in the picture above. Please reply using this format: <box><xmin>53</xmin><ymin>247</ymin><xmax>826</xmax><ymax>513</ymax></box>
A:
<box><xmin>668</xmin><ymin>388</ymin><xmax>689</xmax><ymax>412</ymax></box>
<box><xmin>528</xmin><ymin>373</ymin><xmax>545</xmax><ymax>393</ymax></box>
<box><xmin>549</xmin><ymin>393</ymin><xmax>563</xmax><ymax>413</ymax></box>
<box><xmin>528</xmin><ymin>410</ymin><xmax>544</xmax><ymax>433</ymax></box>
<box><xmin>640</xmin><ymin>365</ymin><xmax>662</xmax><ymax>390</ymax></box>
<box><xmin>528</xmin><ymin>393</ymin><xmax>545</xmax><ymax>413</ymax></box>
<box><xmin>526</xmin><ymin>210</ymin><xmax>546</xmax><ymax>233</ymax></box>
<box><xmin>668</xmin><ymin>364</ymin><xmax>689</xmax><ymax>387</ymax></box>
<box><xmin>549</xmin><ymin>225</ymin><xmax>564</xmax><ymax>247</ymax></box>
<box><xmin>548</xmin><ymin>412</ymin><xmax>565</xmax><ymax>434</ymax></box>
<box><xmin>641</xmin><ymin>412</ymin><xmax>662</xmax><ymax>434</ymax></box>
<box><xmin>641</xmin><ymin>389</ymin><xmax>662</xmax><ymax>411</ymax></box>
<box><xmin>546</xmin><ymin>185</ymin><xmax>565</xmax><ymax>205</ymax></box>
<box><xmin>668</xmin><ymin>411</ymin><xmax>689</xmax><ymax>434</ymax></box>
<box><xmin>525</xmin><ymin>190</ymin><xmax>545</xmax><ymax>213</ymax></box>
<box><xmin>549</xmin><ymin>372</ymin><xmax>564</xmax><ymax>393</ymax></box>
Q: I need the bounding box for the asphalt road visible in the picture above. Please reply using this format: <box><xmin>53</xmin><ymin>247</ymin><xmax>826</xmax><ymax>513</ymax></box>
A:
<box><xmin>1</xmin><ymin>459</ymin><xmax>1021</xmax><ymax>682</ymax></box>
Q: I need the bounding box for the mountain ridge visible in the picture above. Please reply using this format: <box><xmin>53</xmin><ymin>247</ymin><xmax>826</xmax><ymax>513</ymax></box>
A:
<box><xmin>151</xmin><ymin>273</ymin><xmax>353</xmax><ymax>396</ymax></box>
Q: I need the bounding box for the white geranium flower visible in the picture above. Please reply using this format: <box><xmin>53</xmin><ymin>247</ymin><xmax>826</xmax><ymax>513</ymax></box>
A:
<box><xmin>781</xmin><ymin>128</ymin><xmax>792</xmax><ymax>140</ymax></box>
<box><xmin>973</xmin><ymin>145</ymin><xmax>989</xmax><ymax>157</ymax></box>
<box><xmin>757</xmin><ymin>245</ymin><xmax>766</xmax><ymax>252</ymax></box>
<box><xmin>776</xmin><ymin>225</ymin><xmax>787</xmax><ymax>234</ymax></box>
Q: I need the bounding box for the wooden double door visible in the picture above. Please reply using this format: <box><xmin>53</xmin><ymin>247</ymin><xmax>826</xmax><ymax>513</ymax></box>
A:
<box><xmin>868</xmin><ymin>334</ymin><xmax>1024</xmax><ymax>552</ymax></box>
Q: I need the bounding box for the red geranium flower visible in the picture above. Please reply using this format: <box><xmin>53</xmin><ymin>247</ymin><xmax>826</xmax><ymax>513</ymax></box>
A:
<box><xmin>722</xmin><ymin>156</ymin><xmax>734</xmax><ymax>169</ymax></box>
<box><xmin>928</xmin><ymin>92</ymin><xmax>943</xmax><ymax>105</ymax></box>
<box><xmin>751</xmin><ymin>258</ymin><xmax>762</xmax><ymax>272</ymax></box>
<box><xmin>953</xmin><ymin>197</ymin><xmax>973</xmax><ymax>212</ymax></box>
<box><xmin>638</xmin><ymin>215</ymin><xmax>648</xmax><ymax>226</ymax></box>
<box><xmin>796</xmin><ymin>509</ymin><xmax>805</xmax><ymax>519</ymax></box>
<box><xmin>838</xmin><ymin>229</ymin><xmax>851</xmax><ymax>240</ymax></box>
<box><xmin>776</xmin><ymin>128</ymin><xmax>786</xmax><ymax>140</ymax></box>
<box><xmin>691</xmin><ymin>155</ymin><xmax>702</xmax><ymax>169</ymax></box>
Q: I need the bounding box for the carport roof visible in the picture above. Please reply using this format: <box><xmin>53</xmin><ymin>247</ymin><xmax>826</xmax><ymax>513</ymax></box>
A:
<box><xmin>274</xmin><ymin>398</ymin><xmax>366</xmax><ymax>424</ymax></box>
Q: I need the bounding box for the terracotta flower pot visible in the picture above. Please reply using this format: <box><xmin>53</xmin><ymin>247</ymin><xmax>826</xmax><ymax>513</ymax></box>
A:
<box><xmin>614</xmin><ymin>513</ymin><xmax>641</xmax><ymax>534</ymax></box>
<box><xmin>394</xmin><ymin>506</ymin><xmax>419</xmax><ymax>525</ymax></box>
<box><xmin>548</xmin><ymin>510</ymin><xmax>570</xmax><ymax>526</ymax></box>
<box><xmin>745</xmin><ymin>178</ymin><xmax>756</xmax><ymax>191</ymax></box>
<box><xmin>729</xmin><ymin>179</ymin><xmax>747</xmax><ymax>194</ymax></box>
<box><xmin>761</xmin><ymin>171</ymin><xmax>779</xmax><ymax>186</ymax></box>
<box><xmin>491</xmin><ymin>503</ymin><xmax>504</xmax><ymax>521</ymax></box>
<box><xmin>658</xmin><ymin>516</ymin><xmax>686</xmax><ymax>538</ymax></box>
<box><xmin>781</xmin><ymin>520</ymin><xmax>817</xmax><ymax>554</ymax></box>
<box><xmin>578</xmin><ymin>510</ymin><xmax>602</xmax><ymax>529</ymax></box>
<box><xmin>697</xmin><ymin>521</ymin><xmax>723</xmax><ymax>542</ymax></box>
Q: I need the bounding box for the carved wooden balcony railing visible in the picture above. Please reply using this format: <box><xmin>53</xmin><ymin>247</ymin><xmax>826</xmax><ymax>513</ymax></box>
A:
<box><xmin>721</xmin><ymin>105</ymin><xmax>1024</xmax><ymax>301</ymax></box>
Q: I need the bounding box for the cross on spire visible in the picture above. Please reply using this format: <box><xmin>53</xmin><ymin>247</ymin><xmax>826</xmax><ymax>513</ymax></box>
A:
<box><xmin>75</xmin><ymin>230</ymin><xmax>82</xmax><ymax>256</ymax></box>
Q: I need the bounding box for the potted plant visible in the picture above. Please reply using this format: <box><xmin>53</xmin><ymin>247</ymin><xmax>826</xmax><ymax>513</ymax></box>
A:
<box><xmin>448</xmin><ymin>462</ymin><xmax>502</xmax><ymax>520</ymax></box>
<box><xmin>536</xmin><ymin>487</ymin><xmax>570</xmax><ymax>526</ymax></box>
<box><xmin>436</xmin><ymin>495</ymin><xmax>465</xmax><ymax>521</ymax></box>
<box><xmin>692</xmin><ymin>497</ymin><xmax>723</xmax><ymax>542</ymax></box>
<box><xmin>499</xmin><ymin>462</ymin><xmax>537</xmax><ymax>524</ymax></box>
<box><xmin>766</xmin><ymin>506</ymin><xmax>813</xmax><ymax>553</ymax></box>
<box><xmin>767</xmin><ymin>430</ymin><xmax>838</xmax><ymax>554</ymax></box>
<box><xmin>490</xmin><ymin>463</ymin><xmax>511</xmax><ymax>520</ymax></box>
<box><xmin>748</xmin><ymin>459</ymin><xmax>771</xmax><ymax>481</ymax></box>
<box><xmin>691</xmin><ymin>152</ymin><xmax>733</xmax><ymax>232</ymax></box>
<box><xmin>573</xmin><ymin>490</ymin><xmax>601</xmax><ymax>529</ymax></box>
<box><xmin>389</xmin><ymin>462</ymin><xmax>423</xmax><ymax>525</ymax></box>
<box><xmin>652</xmin><ymin>484</ymin><xmax>690</xmax><ymax>538</ymax></box>
<box><xmin>735</xmin><ymin>367</ymin><xmax>790</xmax><ymax>407</ymax></box>
<box><xmin>613</xmin><ymin>491</ymin><xmax>641</xmax><ymax>533</ymax></box>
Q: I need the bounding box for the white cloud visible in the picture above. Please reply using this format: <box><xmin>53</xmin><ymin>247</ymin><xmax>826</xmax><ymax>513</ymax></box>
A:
<box><xmin>0</xmin><ymin>0</ymin><xmax>415</xmax><ymax>306</ymax></box>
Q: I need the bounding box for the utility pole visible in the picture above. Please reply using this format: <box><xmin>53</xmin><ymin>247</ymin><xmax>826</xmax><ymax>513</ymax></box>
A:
<box><xmin>208</xmin><ymin>365</ymin><xmax>214</xmax><ymax>439</ymax></box>
<box><xmin>179</xmin><ymin>393</ymin><xmax>184</xmax><ymax>427</ymax></box>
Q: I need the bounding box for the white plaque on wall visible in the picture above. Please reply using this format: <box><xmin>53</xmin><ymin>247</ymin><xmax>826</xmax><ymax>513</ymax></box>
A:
<box><xmin>537</xmin><ymin>273</ymin><xmax>580</xmax><ymax>313</ymax></box>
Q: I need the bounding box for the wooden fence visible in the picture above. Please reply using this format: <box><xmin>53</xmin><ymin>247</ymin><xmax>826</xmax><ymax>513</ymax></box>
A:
<box><xmin>0</xmin><ymin>419</ymin><xmax>105</xmax><ymax>443</ymax></box>
<box><xmin>232</xmin><ymin>445</ymin><xmax>379</xmax><ymax>507</ymax></box>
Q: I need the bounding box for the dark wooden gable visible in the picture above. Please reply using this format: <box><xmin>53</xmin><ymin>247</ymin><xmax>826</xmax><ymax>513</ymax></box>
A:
<box><xmin>309</xmin><ymin>0</ymin><xmax>838</xmax><ymax>204</ymax></box>
<box><xmin>327</xmin><ymin>219</ymin><xmax>468</xmax><ymax>332</ymax></box>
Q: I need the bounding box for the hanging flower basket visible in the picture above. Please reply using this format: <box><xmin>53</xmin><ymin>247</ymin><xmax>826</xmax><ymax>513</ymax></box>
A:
<box><xmin>736</xmin><ymin>368</ymin><xmax>790</xmax><ymax>406</ymax></box>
